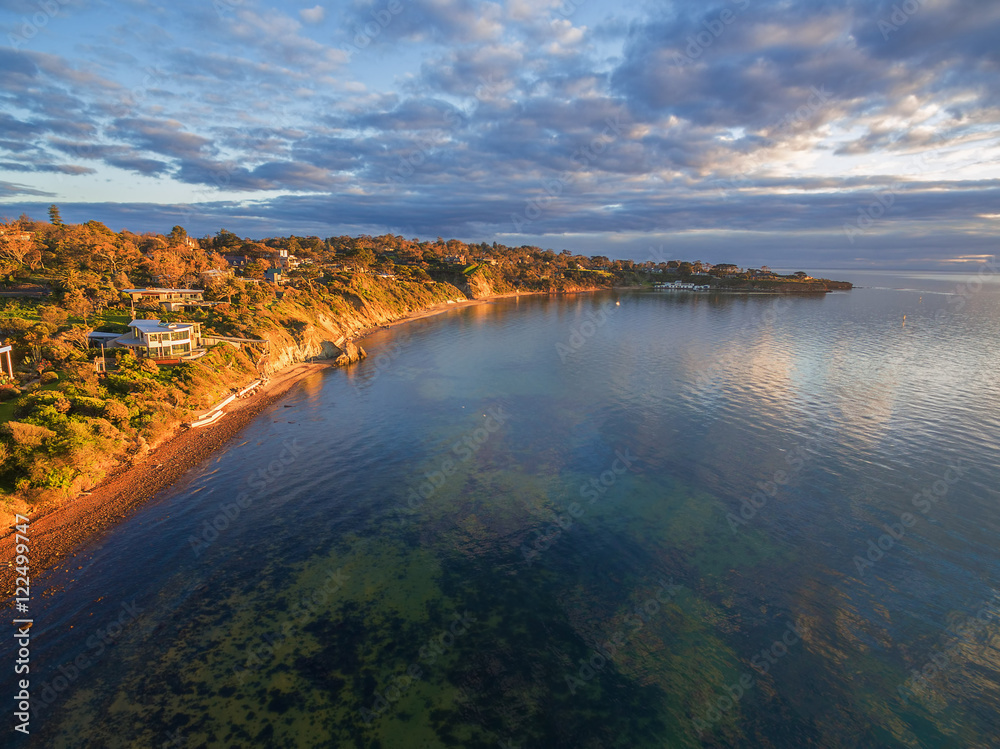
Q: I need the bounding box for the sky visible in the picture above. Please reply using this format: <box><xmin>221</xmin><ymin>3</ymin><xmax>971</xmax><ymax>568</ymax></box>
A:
<box><xmin>1</xmin><ymin>0</ymin><xmax>998</xmax><ymax>269</ymax></box>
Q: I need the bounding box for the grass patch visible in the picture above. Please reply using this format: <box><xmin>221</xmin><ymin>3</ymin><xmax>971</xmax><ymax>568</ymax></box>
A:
<box><xmin>0</xmin><ymin>399</ymin><xmax>16</xmax><ymax>424</ymax></box>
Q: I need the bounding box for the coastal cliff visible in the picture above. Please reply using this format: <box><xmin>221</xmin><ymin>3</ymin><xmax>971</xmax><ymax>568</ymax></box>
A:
<box><xmin>255</xmin><ymin>275</ymin><xmax>468</xmax><ymax>372</ymax></box>
<box><xmin>0</xmin><ymin>276</ymin><xmax>467</xmax><ymax>519</ymax></box>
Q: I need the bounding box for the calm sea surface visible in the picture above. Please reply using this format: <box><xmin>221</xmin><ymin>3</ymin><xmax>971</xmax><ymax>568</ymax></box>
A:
<box><xmin>4</xmin><ymin>271</ymin><xmax>999</xmax><ymax>748</ymax></box>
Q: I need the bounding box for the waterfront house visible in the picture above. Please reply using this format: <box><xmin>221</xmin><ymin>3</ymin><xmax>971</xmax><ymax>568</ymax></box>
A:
<box><xmin>122</xmin><ymin>288</ymin><xmax>204</xmax><ymax>312</ymax></box>
<box><xmin>113</xmin><ymin>319</ymin><xmax>204</xmax><ymax>360</ymax></box>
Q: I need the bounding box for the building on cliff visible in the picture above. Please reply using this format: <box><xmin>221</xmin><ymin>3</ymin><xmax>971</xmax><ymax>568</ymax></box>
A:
<box><xmin>122</xmin><ymin>288</ymin><xmax>205</xmax><ymax>312</ymax></box>
<box><xmin>111</xmin><ymin>319</ymin><xmax>205</xmax><ymax>361</ymax></box>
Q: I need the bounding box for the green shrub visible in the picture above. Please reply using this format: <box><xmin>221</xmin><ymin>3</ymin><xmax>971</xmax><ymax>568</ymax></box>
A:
<box><xmin>69</xmin><ymin>395</ymin><xmax>106</xmax><ymax>417</ymax></box>
<box><xmin>40</xmin><ymin>371</ymin><xmax>59</xmax><ymax>384</ymax></box>
<box><xmin>15</xmin><ymin>390</ymin><xmax>70</xmax><ymax>418</ymax></box>
<box><xmin>3</xmin><ymin>421</ymin><xmax>56</xmax><ymax>448</ymax></box>
<box><xmin>103</xmin><ymin>400</ymin><xmax>131</xmax><ymax>427</ymax></box>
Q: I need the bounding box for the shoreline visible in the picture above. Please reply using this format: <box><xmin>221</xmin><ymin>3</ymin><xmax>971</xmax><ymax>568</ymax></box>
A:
<box><xmin>0</xmin><ymin>359</ymin><xmax>336</xmax><ymax>598</ymax></box>
<box><xmin>0</xmin><ymin>287</ymin><xmax>605</xmax><ymax>596</ymax></box>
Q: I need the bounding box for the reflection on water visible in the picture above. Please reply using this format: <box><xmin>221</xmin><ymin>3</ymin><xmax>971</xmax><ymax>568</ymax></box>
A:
<box><xmin>5</xmin><ymin>273</ymin><xmax>1000</xmax><ymax>748</ymax></box>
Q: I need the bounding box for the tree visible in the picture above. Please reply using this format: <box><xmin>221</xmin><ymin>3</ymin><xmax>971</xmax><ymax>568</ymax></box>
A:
<box><xmin>350</xmin><ymin>248</ymin><xmax>375</xmax><ymax>270</ymax></box>
<box><xmin>38</xmin><ymin>305</ymin><xmax>69</xmax><ymax>332</ymax></box>
<box><xmin>0</xmin><ymin>222</ymin><xmax>37</xmax><ymax>274</ymax></box>
<box><xmin>48</xmin><ymin>205</ymin><xmax>63</xmax><ymax>226</ymax></box>
<box><xmin>244</xmin><ymin>259</ymin><xmax>268</xmax><ymax>280</ymax></box>
<box><xmin>60</xmin><ymin>326</ymin><xmax>92</xmax><ymax>353</ymax></box>
<box><xmin>144</xmin><ymin>248</ymin><xmax>187</xmax><ymax>288</ymax></box>
<box><xmin>168</xmin><ymin>225</ymin><xmax>188</xmax><ymax>244</ymax></box>
<box><xmin>213</xmin><ymin>228</ymin><xmax>242</xmax><ymax>251</ymax></box>
<box><xmin>64</xmin><ymin>288</ymin><xmax>94</xmax><ymax>322</ymax></box>
<box><xmin>80</xmin><ymin>220</ymin><xmax>140</xmax><ymax>276</ymax></box>
<box><xmin>218</xmin><ymin>277</ymin><xmax>245</xmax><ymax>304</ymax></box>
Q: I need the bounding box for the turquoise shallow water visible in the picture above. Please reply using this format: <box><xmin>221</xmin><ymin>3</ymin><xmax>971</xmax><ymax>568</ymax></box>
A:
<box><xmin>3</xmin><ymin>271</ymin><xmax>1000</xmax><ymax>748</ymax></box>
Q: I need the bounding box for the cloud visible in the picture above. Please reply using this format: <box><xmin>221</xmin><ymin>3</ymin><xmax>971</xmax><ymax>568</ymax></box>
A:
<box><xmin>342</xmin><ymin>0</ymin><xmax>504</xmax><ymax>48</ymax></box>
<box><xmin>0</xmin><ymin>161</ymin><xmax>95</xmax><ymax>175</ymax></box>
<box><xmin>224</xmin><ymin>6</ymin><xmax>348</xmax><ymax>74</ymax></box>
<box><xmin>0</xmin><ymin>180</ymin><xmax>55</xmax><ymax>198</ymax></box>
<box><xmin>299</xmin><ymin>5</ymin><xmax>325</xmax><ymax>24</ymax></box>
<box><xmin>111</xmin><ymin>118</ymin><xmax>213</xmax><ymax>160</ymax></box>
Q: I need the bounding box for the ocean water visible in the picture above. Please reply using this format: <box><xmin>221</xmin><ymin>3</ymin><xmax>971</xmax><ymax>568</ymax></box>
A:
<box><xmin>4</xmin><ymin>271</ymin><xmax>1000</xmax><ymax>748</ymax></box>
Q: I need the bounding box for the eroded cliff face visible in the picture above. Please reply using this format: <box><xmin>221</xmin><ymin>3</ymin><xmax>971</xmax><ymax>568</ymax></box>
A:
<box><xmin>258</xmin><ymin>276</ymin><xmax>465</xmax><ymax>374</ymax></box>
<box><xmin>263</xmin><ymin>321</ymin><xmax>366</xmax><ymax>374</ymax></box>
<box><xmin>251</xmin><ymin>273</ymin><xmax>612</xmax><ymax>376</ymax></box>
<box><xmin>461</xmin><ymin>266</ymin><xmax>518</xmax><ymax>299</ymax></box>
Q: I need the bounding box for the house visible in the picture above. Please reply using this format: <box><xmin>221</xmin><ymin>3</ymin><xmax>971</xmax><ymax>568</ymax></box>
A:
<box><xmin>0</xmin><ymin>229</ymin><xmax>33</xmax><ymax>244</ymax></box>
<box><xmin>265</xmin><ymin>268</ymin><xmax>284</xmax><ymax>284</ymax></box>
<box><xmin>654</xmin><ymin>281</ymin><xmax>710</xmax><ymax>291</ymax></box>
<box><xmin>122</xmin><ymin>288</ymin><xmax>204</xmax><ymax>312</ymax></box>
<box><xmin>112</xmin><ymin>319</ymin><xmax>204</xmax><ymax>360</ymax></box>
<box><xmin>223</xmin><ymin>254</ymin><xmax>250</xmax><ymax>268</ymax></box>
<box><xmin>200</xmin><ymin>268</ymin><xmax>233</xmax><ymax>284</ymax></box>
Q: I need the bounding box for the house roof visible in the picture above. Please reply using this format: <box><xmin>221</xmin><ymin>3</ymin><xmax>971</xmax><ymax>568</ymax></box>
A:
<box><xmin>128</xmin><ymin>319</ymin><xmax>197</xmax><ymax>334</ymax></box>
<box><xmin>122</xmin><ymin>288</ymin><xmax>202</xmax><ymax>295</ymax></box>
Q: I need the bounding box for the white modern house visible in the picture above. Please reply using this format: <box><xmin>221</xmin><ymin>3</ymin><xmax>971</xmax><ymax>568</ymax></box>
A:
<box><xmin>112</xmin><ymin>319</ymin><xmax>204</xmax><ymax>360</ymax></box>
